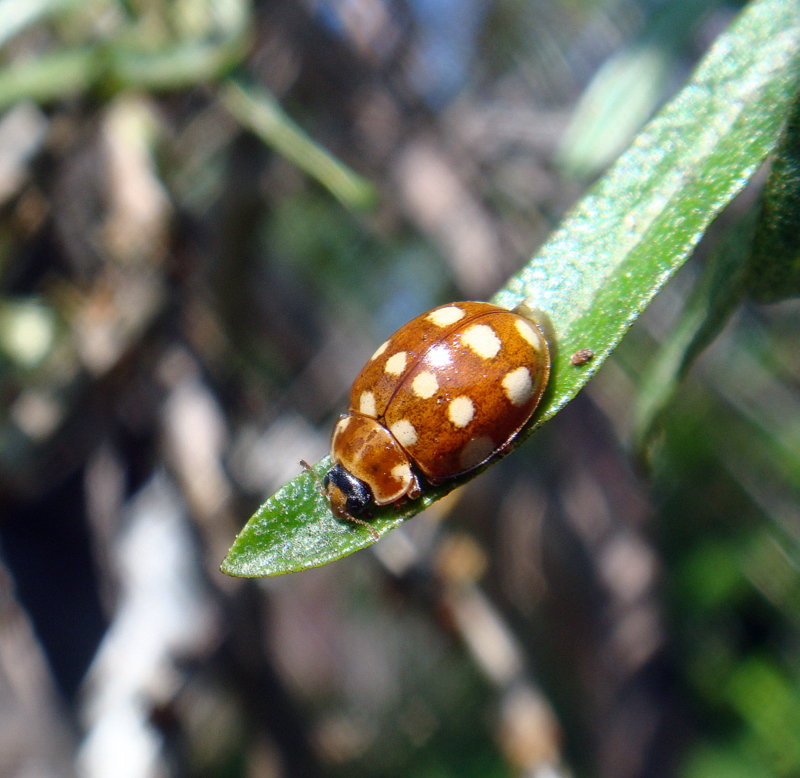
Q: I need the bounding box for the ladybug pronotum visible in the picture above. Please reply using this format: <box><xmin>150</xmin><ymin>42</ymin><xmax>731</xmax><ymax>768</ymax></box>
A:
<box><xmin>321</xmin><ymin>301</ymin><xmax>550</xmax><ymax>525</ymax></box>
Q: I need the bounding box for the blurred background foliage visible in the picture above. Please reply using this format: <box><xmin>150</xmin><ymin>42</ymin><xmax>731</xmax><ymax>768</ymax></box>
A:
<box><xmin>0</xmin><ymin>1</ymin><xmax>798</xmax><ymax>777</ymax></box>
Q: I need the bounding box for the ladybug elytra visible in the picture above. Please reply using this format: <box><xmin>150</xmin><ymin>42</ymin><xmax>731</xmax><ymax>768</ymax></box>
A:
<box><xmin>319</xmin><ymin>301</ymin><xmax>550</xmax><ymax>527</ymax></box>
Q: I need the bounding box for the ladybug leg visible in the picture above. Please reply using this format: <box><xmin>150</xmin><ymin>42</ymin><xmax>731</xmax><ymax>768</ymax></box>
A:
<box><xmin>406</xmin><ymin>471</ymin><xmax>423</xmax><ymax>500</ymax></box>
<box><xmin>491</xmin><ymin>437</ymin><xmax>518</xmax><ymax>461</ymax></box>
<box><xmin>339</xmin><ymin>512</ymin><xmax>380</xmax><ymax>541</ymax></box>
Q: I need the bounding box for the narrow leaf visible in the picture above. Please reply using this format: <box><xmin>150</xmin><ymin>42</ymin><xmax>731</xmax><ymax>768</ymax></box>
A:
<box><xmin>223</xmin><ymin>0</ymin><xmax>800</xmax><ymax>577</ymax></box>
<box><xmin>633</xmin><ymin>212</ymin><xmax>755</xmax><ymax>449</ymax></box>
<box><xmin>746</xmin><ymin>87</ymin><xmax>800</xmax><ymax>302</ymax></box>
<box><xmin>220</xmin><ymin>80</ymin><xmax>378</xmax><ymax>212</ymax></box>
<box><xmin>556</xmin><ymin>0</ymin><xmax>721</xmax><ymax>177</ymax></box>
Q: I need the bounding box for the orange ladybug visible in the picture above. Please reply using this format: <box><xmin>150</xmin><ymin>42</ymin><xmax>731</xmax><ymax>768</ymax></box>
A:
<box><xmin>322</xmin><ymin>302</ymin><xmax>550</xmax><ymax>524</ymax></box>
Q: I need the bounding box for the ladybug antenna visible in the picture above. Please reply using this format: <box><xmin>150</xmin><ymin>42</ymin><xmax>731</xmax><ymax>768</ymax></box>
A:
<box><xmin>300</xmin><ymin>459</ymin><xmax>324</xmax><ymax>493</ymax></box>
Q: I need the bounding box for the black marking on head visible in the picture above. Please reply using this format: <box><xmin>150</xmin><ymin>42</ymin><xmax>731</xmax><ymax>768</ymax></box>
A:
<box><xmin>324</xmin><ymin>464</ymin><xmax>373</xmax><ymax>516</ymax></box>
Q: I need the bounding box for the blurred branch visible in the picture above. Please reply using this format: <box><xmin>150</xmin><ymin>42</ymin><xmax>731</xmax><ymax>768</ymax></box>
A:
<box><xmin>375</xmin><ymin>522</ymin><xmax>569</xmax><ymax>776</ymax></box>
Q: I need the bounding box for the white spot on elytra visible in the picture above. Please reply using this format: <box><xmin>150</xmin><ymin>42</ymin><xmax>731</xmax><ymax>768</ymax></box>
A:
<box><xmin>459</xmin><ymin>436</ymin><xmax>495</xmax><ymax>471</ymax></box>
<box><xmin>412</xmin><ymin>370</ymin><xmax>439</xmax><ymax>399</ymax></box>
<box><xmin>502</xmin><ymin>366</ymin><xmax>533</xmax><ymax>407</ymax></box>
<box><xmin>426</xmin><ymin>305</ymin><xmax>465</xmax><ymax>327</ymax></box>
<box><xmin>384</xmin><ymin>351</ymin><xmax>407</xmax><ymax>376</ymax></box>
<box><xmin>515</xmin><ymin>318</ymin><xmax>541</xmax><ymax>350</ymax></box>
<box><xmin>359</xmin><ymin>391</ymin><xmax>376</xmax><ymax>416</ymax></box>
<box><xmin>426</xmin><ymin>343</ymin><xmax>451</xmax><ymax>368</ymax></box>
<box><xmin>391</xmin><ymin>462</ymin><xmax>413</xmax><ymax>485</ymax></box>
<box><xmin>462</xmin><ymin>324</ymin><xmax>501</xmax><ymax>359</ymax></box>
<box><xmin>370</xmin><ymin>340</ymin><xmax>389</xmax><ymax>361</ymax></box>
<box><xmin>448</xmin><ymin>396</ymin><xmax>474</xmax><ymax>429</ymax></box>
<box><xmin>390</xmin><ymin>419</ymin><xmax>418</xmax><ymax>447</ymax></box>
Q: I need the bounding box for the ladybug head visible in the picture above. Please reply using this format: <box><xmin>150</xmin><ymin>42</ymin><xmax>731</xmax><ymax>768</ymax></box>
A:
<box><xmin>323</xmin><ymin>463</ymin><xmax>373</xmax><ymax>519</ymax></box>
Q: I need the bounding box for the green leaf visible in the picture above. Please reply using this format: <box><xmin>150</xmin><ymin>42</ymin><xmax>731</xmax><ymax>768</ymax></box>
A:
<box><xmin>0</xmin><ymin>1</ymin><xmax>250</xmax><ymax>107</ymax></box>
<box><xmin>633</xmin><ymin>212</ymin><xmax>755</xmax><ymax>449</ymax></box>
<box><xmin>222</xmin><ymin>0</ymin><xmax>800</xmax><ymax>578</ymax></box>
<box><xmin>0</xmin><ymin>47</ymin><xmax>99</xmax><ymax>107</ymax></box>
<box><xmin>746</xmin><ymin>87</ymin><xmax>800</xmax><ymax>302</ymax></box>
<box><xmin>556</xmin><ymin>0</ymin><xmax>721</xmax><ymax>178</ymax></box>
<box><xmin>219</xmin><ymin>80</ymin><xmax>378</xmax><ymax>212</ymax></box>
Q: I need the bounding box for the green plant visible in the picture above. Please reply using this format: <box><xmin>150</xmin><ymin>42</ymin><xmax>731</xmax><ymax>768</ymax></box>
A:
<box><xmin>222</xmin><ymin>0</ymin><xmax>800</xmax><ymax>577</ymax></box>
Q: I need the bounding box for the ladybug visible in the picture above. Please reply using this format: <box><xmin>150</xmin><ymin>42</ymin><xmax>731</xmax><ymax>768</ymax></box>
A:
<box><xmin>320</xmin><ymin>301</ymin><xmax>550</xmax><ymax>526</ymax></box>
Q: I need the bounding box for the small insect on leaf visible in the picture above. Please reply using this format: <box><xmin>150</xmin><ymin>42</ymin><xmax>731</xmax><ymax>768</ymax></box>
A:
<box><xmin>319</xmin><ymin>301</ymin><xmax>551</xmax><ymax>530</ymax></box>
<box><xmin>571</xmin><ymin>348</ymin><xmax>595</xmax><ymax>366</ymax></box>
